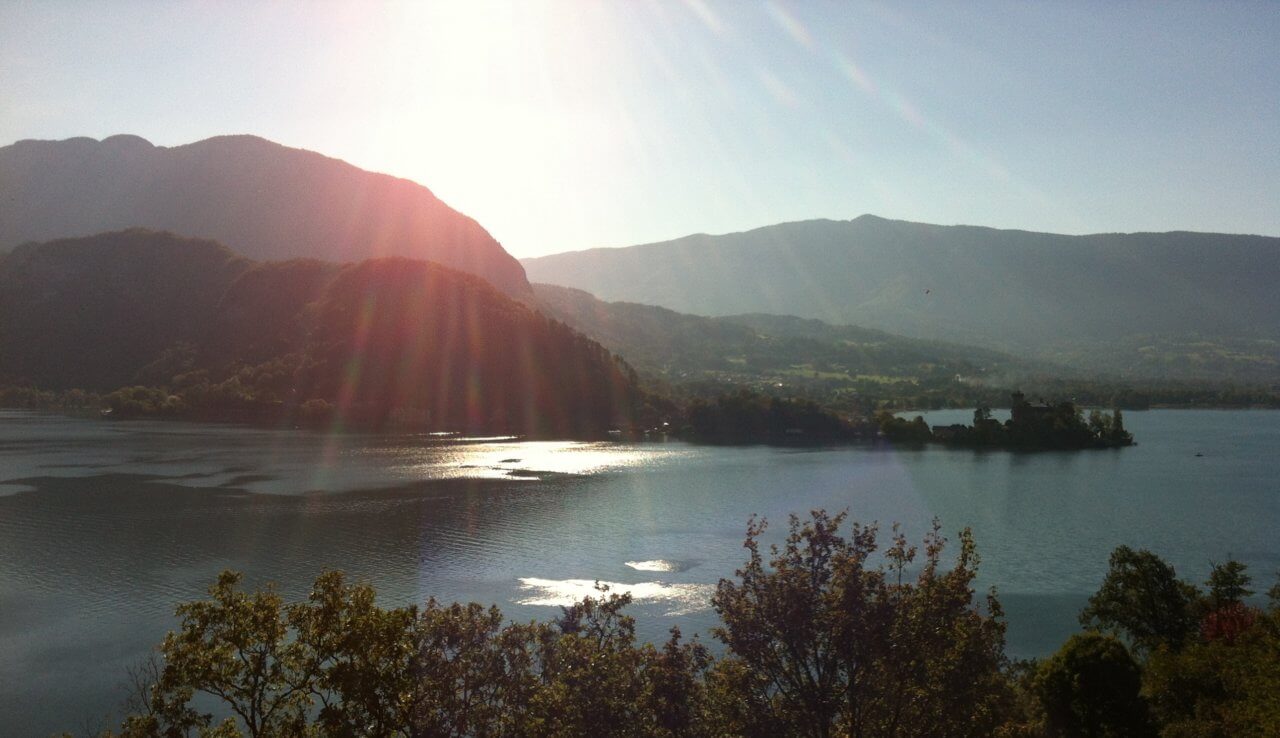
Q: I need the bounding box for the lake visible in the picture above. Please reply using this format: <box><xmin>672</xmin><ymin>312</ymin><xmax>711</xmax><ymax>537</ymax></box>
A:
<box><xmin>2</xmin><ymin>408</ymin><xmax>1278</xmax><ymax>735</ymax></box>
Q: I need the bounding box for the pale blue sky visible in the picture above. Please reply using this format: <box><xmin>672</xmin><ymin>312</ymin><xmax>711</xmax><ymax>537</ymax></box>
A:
<box><xmin>2</xmin><ymin>1</ymin><xmax>1277</xmax><ymax>257</ymax></box>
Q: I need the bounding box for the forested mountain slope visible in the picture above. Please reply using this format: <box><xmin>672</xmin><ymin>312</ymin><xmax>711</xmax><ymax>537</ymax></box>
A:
<box><xmin>0</xmin><ymin>230</ymin><xmax>636</xmax><ymax>435</ymax></box>
<box><xmin>533</xmin><ymin>283</ymin><xmax>1040</xmax><ymax>387</ymax></box>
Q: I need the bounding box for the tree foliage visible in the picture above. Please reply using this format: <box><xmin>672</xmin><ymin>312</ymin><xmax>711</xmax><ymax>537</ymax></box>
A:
<box><xmin>709</xmin><ymin>511</ymin><xmax>1012</xmax><ymax>737</ymax></box>
<box><xmin>72</xmin><ymin>519</ymin><xmax>1280</xmax><ymax>738</ymax></box>
<box><xmin>683</xmin><ymin>390</ymin><xmax>853</xmax><ymax>443</ymax></box>
<box><xmin>873</xmin><ymin>411</ymin><xmax>933</xmax><ymax>444</ymax></box>
<box><xmin>83</xmin><ymin>512</ymin><xmax>1013</xmax><ymax>738</ymax></box>
<box><xmin>1206</xmin><ymin>559</ymin><xmax>1254</xmax><ymax>610</ymax></box>
<box><xmin>1031</xmin><ymin>632</ymin><xmax>1153</xmax><ymax>738</ymax></box>
<box><xmin>1079</xmin><ymin>545</ymin><xmax>1201</xmax><ymax>656</ymax></box>
<box><xmin>1143</xmin><ymin>604</ymin><xmax>1280</xmax><ymax>736</ymax></box>
<box><xmin>1066</xmin><ymin>547</ymin><xmax>1280</xmax><ymax>738</ymax></box>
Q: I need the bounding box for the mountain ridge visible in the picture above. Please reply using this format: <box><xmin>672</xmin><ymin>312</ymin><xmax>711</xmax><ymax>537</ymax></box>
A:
<box><xmin>0</xmin><ymin>134</ymin><xmax>532</xmax><ymax>297</ymax></box>
<box><xmin>522</xmin><ymin>216</ymin><xmax>1280</xmax><ymax>380</ymax></box>
<box><xmin>536</xmin><ymin>214</ymin><xmax>1278</xmax><ymax>260</ymax></box>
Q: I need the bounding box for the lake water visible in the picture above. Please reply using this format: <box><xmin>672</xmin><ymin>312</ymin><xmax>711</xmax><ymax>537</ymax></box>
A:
<box><xmin>2</xmin><ymin>409</ymin><xmax>1278</xmax><ymax>735</ymax></box>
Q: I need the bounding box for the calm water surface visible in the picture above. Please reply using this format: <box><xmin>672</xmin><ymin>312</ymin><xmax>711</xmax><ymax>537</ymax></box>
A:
<box><xmin>2</xmin><ymin>409</ymin><xmax>1278</xmax><ymax>735</ymax></box>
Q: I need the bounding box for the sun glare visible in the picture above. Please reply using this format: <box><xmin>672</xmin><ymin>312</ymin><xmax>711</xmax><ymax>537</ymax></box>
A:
<box><xmin>349</xmin><ymin>1</ymin><xmax>623</xmax><ymax>249</ymax></box>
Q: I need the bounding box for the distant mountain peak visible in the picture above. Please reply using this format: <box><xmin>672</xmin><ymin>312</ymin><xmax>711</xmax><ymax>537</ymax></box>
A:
<box><xmin>100</xmin><ymin>133</ymin><xmax>154</xmax><ymax>148</ymax></box>
<box><xmin>181</xmin><ymin>133</ymin><xmax>300</xmax><ymax>152</ymax></box>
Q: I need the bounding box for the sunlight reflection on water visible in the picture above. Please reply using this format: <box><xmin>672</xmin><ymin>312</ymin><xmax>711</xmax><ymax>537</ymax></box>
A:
<box><xmin>514</xmin><ymin>577</ymin><xmax>716</xmax><ymax>616</ymax></box>
<box><xmin>624</xmin><ymin>559</ymin><xmax>691</xmax><ymax>572</ymax></box>
<box><xmin>447</xmin><ymin>441</ymin><xmax>691</xmax><ymax>476</ymax></box>
<box><xmin>383</xmin><ymin>440</ymin><xmax>699</xmax><ymax>483</ymax></box>
<box><xmin>0</xmin><ymin>417</ymin><xmax>698</xmax><ymax>494</ymax></box>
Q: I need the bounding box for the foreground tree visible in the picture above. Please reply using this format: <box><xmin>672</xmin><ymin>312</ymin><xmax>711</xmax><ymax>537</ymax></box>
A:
<box><xmin>97</xmin><ymin>575</ymin><xmax>714</xmax><ymax>738</ymax></box>
<box><xmin>1032</xmin><ymin>632</ymin><xmax>1154</xmax><ymax>737</ymax></box>
<box><xmin>1139</xmin><ymin>573</ymin><xmax>1280</xmax><ymax>737</ymax></box>
<box><xmin>709</xmin><ymin>511</ymin><xmax>1012</xmax><ymax>737</ymax></box>
<box><xmin>529</xmin><ymin>590</ymin><xmax>712</xmax><ymax>738</ymax></box>
<box><xmin>1205</xmin><ymin>558</ymin><xmax>1254</xmax><ymax>610</ymax></box>
<box><xmin>145</xmin><ymin>570</ymin><xmax>314</xmax><ymax>737</ymax></box>
<box><xmin>1144</xmin><ymin>605</ymin><xmax>1280</xmax><ymax>736</ymax></box>
<box><xmin>1079</xmin><ymin>545</ymin><xmax>1200</xmax><ymax>656</ymax></box>
<box><xmin>71</xmin><ymin>512</ymin><xmax>1026</xmax><ymax>737</ymax></box>
<box><xmin>1068</xmin><ymin>547</ymin><xmax>1280</xmax><ymax>738</ymax></box>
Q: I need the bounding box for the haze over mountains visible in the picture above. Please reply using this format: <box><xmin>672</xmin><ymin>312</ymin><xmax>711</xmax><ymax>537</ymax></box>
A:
<box><xmin>523</xmin><ymin>216</ymin><xmax>1280</xmax><ymax>380</ymax></box>
<box><xmin>533</xmin><ymin>283</ymin><xmax>1036</xmax><ymax>388</ymax></box>
<box><xmin>0</xmin><ymin>134</ymin><xmax>531</xmax><ymax>297</ymax></box>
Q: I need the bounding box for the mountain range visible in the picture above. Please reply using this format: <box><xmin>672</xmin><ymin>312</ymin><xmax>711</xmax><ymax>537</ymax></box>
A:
<box><xmin>0</xmin><ymin>134</ymin><xmax>531</xmax><ymax>297</ymax></box>
<box><xmin>5</xmin><ymin>131</ymin><xmax>1276</xmax><ymax>407</ymax></box>
<box><xmin>523</xmin><ymin>216</ymin><xmax>1280</xmax><ymax>380</ymax></box>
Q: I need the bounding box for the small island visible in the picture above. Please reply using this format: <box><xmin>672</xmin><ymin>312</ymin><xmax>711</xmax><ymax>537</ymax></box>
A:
<box><xmin>879</xmin><ymin>391</ymin><xmax>1135</xmax><ymax>450</ymax></box>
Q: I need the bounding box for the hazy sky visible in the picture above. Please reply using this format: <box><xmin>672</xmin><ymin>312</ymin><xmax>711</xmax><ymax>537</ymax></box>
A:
<box><xmin>2</xmin><ymin>1</ymin><xmax>1277</xmax><ymax>257</ymax></box>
